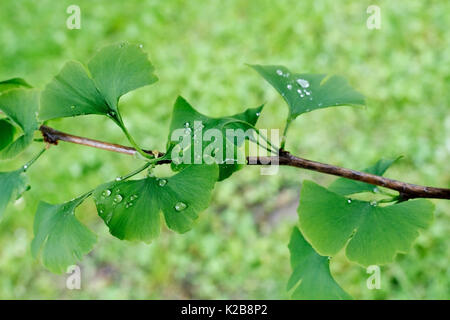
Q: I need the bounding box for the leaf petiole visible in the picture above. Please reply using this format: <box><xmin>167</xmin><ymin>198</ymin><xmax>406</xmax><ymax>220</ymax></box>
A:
<box><xmin>111</xmin><ymin>114</ymin><xmax>155</xmax><ymax>161</ymax></box>
<box><xmin>120</xmin><ymin>162</ymin><xmax>153</xmax><ymax>180</ymax></box>
<box><xmin>22</xmin><ymin>148</ymin><xmax>46</xmax><ymax>172</ymax></box>
<box><xmin>280</xmin><ymin>116</ymin><xmax>292</xmax><ymax>150</ymax></box>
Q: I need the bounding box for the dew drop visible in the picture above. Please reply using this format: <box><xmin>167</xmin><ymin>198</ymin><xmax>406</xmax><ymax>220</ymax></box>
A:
<box><xmin>370</xmin><ymin>200</ymin><xmax>377</xmax><ymax>207</ymax></box>
<box><xmin>276</xmin><ymin>69</ymin><xmax>283</xmax><ymax>76</ymax></box>
<box><xmin>158</xmin><ymin>179</ymin><xmax>167</xmax><ymax>187</ymax></box>
<box><xmin>175</xmin><ymin>202</ymin><xmax>187</xmax><ymax>211</ymax></box>
<box><xmin>115</xmin><ymin>177</ymin><xmax>122</xmax><ymax>181</ymax></box>
<box><xmin>304</xmin><ymin>90</ymin><xmax>311</xmax><ymax>96</ymax></box>
<box><xmin>125</xmin><ymin>202</ymin><xmax>134</xmax><ymax>208</ymax></box>
<box><xmin>184</xmin><ymin>122</ymin><xmax>190</xmax><ymax>128</ymax></box>
<box><xmin>347</xmin><ymin>199</ymin><xmax>352</xmax><ymax>204</ymax></box>
<box><xmin>287</xmin><ymin>84</ymin><xmax>292</xmax><ymax>90</ymax></box>
<box><xmin>23</xmin><ymin>165</ymin><xmax>28</xmax><ymax>170</ymax></box>
<box><xmin>102</xmin><ymin>189</ymin><xmax>112</xmax><ymax>198</ymax></box>
<box><xmin>184</xmin><ymin>127</ymin><xmax>192</xmax><ymax>135</ymax></box>
<box><xmin>296</xmin><ymin>79</ymin><xmax>310</xmax><ymax>88</ymax></box>
<box><xmin>256</xmin><ymin>112</ymin><xmax>261</xmax><ymax>116</ymax></box>
<box><xmin>138</xmin><ymin>44</ymin><xmax>143</xmax><ymax>48</ymax></box>
<box><xmin>113</xmin><ymin>194</ymin><xmax>123</xmax><ymax>204</ymax></box>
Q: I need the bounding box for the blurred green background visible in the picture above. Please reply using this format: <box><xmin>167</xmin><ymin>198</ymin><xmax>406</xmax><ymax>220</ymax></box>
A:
<box><xmin>0</xmin><ymin>0</ymin><xmax>449</xmax><ymax>299</ymax></box>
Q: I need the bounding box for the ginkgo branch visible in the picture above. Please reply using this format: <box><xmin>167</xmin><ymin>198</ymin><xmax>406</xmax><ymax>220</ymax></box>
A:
<box><xmin>39</xmin><ymin>125</ymin><xmax>450</xmax><ymax>200</ymax></box>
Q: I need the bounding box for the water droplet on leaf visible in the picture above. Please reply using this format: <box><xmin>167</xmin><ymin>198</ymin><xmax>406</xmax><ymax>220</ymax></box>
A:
<box><xmin>158</xmin><ymin>179</ymin><xmax>167</xmax><ymax>187</ymax></box>
<box><xmin>113</xmin><ymin>194</ymin><xmax>123</xmax><ymax>204</ymax></box>
<box><xmin>296</xmin><ymin>78</ymin><xmax>310</xmax><ymax>88</ymax></box>
<box><xmin>175</xmin><ymin>202</ymin><xmax>187</xmax><ymax>211</ymax></box>
<box><xmin>125</xmin><ymin>202</ymin><xmax>134</xmax><ymax>208</ymax></box>
<box><xmin>102</xmin><ymin>189</ymin><xmax>112</xmax><ymax>198</ymax></box>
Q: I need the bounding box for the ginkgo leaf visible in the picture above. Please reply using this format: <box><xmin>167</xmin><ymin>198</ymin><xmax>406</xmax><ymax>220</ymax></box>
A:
<box><xmin>0</xmin><ymin>89</ymin><xmax>39</xmax><ymax>159</ymax></box>
<box><xmin>0</xmin><ymin>169</ymin><xmax>28</xmax><ymax>220</ymax></box>
<box><xmin>250</xmin><ymin>64</ymin><xmax>365</xmax><ymax>119</ymax></box>
<box><xmin>88</xmin><ymin>42</ymin><xmax>158</xmax><ymax>112</ymax></box>
<box><xmin>328</xmin><ymin>157</ymin><xmax>401</xmax><ymax>195</ymax></box>
<box><xmin>0</xmin><ymin>119</ymin><xmax>16</xmax><ymax>150</ymax></box>
<box><xmin>288</xmin><ymin>227</ymin><xmax>351</xmax><ymax>300</ymax></box>
<box><xmin>93</xmin><ymin>164</ymin><xmax>218</xmax><ymax>243</ymax></box>
<box><xmin>166</xmin><ymin>96</ymin><xmax>263</xmax><ymax>180</ymax></box>
<box><xmin>298</xmin><ymin>180</ymin><xmax>434</xmax><ymax>266</ymax></box>
<box><xmin>39</xmin><ymin>42</ymin><xmax>158</xmax><ymax>121</ymax></box>
<box><xmin>0</xmin><ymin>77</ymin><xmax>32</xmax><ymax>93</ymax></box>
<box><xmin>31</xmin><ymin>195</ymin><xmax>97</xmax><ymax>273</ymax></box>
<box><xmin>39</xmin><ymin>61</ymin><xmax>110</xmax><ymax>120</ymax></box>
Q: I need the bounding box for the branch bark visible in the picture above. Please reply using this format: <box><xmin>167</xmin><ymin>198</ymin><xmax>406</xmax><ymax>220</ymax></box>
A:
<box><xmin>40</xmin><ymin>125</ymin><xmax>450</xmax><ymax>200</ymax></box>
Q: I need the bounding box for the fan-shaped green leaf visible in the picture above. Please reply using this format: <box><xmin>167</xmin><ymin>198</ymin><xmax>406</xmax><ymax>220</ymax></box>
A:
<box><xmin>39</xmin><ymin>42</ymin><xmax>158</xmax><ymax>121</ymax></box>
<box><xmin>31</xmin><ymin>195</ymin><xmax>97</xmax><ymax>273</ymax></box>
<box><xmin>167</xmin><ymin>96</ymin><xmax>263</xmax><ymax>180</ymax></box>
<box><xmin>329</xmin><ymin>157</ymin><xmax>401</xmax><ymax>195</ymax></box>
<box><xmin>88</xmin><ymin>43</ymin><xmax>158</xmax><ymax>112</ymax></box>
<box><xmin>0</xmin><ymin>169</ymin><xmax>28</xmax><ymax>220</ymax></box>
<box><xmin>250</xmin><ymin>64</ymin><xmax>365</xmax><ymax>119</ymax></box>
<box><xmin>288</xmin><ymin>227</ymin><xmax>351</xmax><ymax>300</ymax></box>
<box><xmin>0</xmin><ymin>119</ymin><xmax>16</xmax><ymax>150</ymax></box>
<box><xmin>39</xmin><ymin>61</ymin><xmax>110</xmax><ymax>120</ymax></box>
<box><xmin>298</xmin><ymin>180</ymin><xmax>434</xmax><ymax>266</ymax></box>
<box><xmin>0</xmin><ymin>89</ymin><xmax>39</xmax><ymax>159</ymax></box>
<box><xmin>0</xmin><ymin>77</ymin><xmax>32</xmax><ymax>93</ymax></box>
<box><xmin>93</xmin><ymin>164</ymin><xmax>218</xmax><ymax>243</ymax></box>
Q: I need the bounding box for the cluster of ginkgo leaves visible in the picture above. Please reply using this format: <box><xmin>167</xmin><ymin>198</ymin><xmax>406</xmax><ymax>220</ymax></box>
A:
<box><xmin>0</xmin><ymin>42</ymin><xmax>434</xmax><ymax>299</ymax></box>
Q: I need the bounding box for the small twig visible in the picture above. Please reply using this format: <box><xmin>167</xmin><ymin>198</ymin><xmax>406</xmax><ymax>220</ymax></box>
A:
<box><xmin>250</xmin><ymin>152</ymin><xmax>450</xmax><ymax>200</ymax></box>
<box><xmin>40</xmin><ymin>125</ymin><xmax>450</xmax><ymax>200</ymax></box>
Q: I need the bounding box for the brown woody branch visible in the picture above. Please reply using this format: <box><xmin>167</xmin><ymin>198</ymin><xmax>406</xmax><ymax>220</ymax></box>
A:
<box><xmin>40</xmin><ymin>125</ymin><xmax>450</xmax><ymax>200</ymax></box>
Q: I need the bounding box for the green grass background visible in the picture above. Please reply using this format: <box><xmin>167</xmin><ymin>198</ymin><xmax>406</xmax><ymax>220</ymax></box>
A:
<box><xmin>0</xmin><ymin>0</ymin><xmax>448</xmax><ymax>299</ymax></box>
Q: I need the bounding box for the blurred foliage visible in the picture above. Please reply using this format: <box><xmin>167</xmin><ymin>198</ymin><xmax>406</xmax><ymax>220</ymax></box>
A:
<box><xmin>0</xmin><ymin>0</ymin><xmax>448</xmax><ymax>299</ymax></box>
